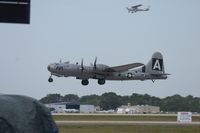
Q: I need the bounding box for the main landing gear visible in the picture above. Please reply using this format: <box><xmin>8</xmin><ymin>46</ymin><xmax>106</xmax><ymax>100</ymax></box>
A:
<box><xmin>81</xmin><ymin>79</ymin><xmax>89</xmax><ymax>86</ymax></box>
<box><xmin>81</xmin><ymin>79</ymin><xmax>106</xmax><ymax>86</ymax></box>
<box><xmin>98</xmin><ymin>79</ymin><xmax>105</xmax><ymax>85</ymax></box>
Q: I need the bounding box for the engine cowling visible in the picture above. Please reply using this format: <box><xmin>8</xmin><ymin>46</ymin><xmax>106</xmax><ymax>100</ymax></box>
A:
<box><xmin>95</xmin><ymin>64</ymin><xmax>110</xmax><ymax>71</ymax></box>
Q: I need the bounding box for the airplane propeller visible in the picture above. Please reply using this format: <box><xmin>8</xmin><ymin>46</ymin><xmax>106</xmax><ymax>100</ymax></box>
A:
<box><xmin>94</xmin><ymin>57</ymin><xmax>97</xmax><ymax>70</ymax></box>
<box><xmin>81</xmin><ymin>58</ymin><xmax>84</xmax><ymax>71</ymax></box>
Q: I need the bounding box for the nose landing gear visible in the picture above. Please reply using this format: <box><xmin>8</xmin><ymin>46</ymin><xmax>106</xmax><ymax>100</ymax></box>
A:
<box><xmin>48</xmin><ymin>76</ymin><xmax>53</xmax><ymax>82</ymax></box>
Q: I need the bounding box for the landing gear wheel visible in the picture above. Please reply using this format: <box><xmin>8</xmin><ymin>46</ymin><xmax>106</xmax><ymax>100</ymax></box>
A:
<box><xmin>48</xmin><ymin>77</ymin><xmax>53</xmax><ymax>82</ymax></box>
<box><xmin>81</xmin><ymin>79</ymin><xmax>89</xmax><ymax>86</ymax></box>
<box><xmin>98</xmin><ymin>79</ymin><xmax>105</xmax><ymax>85</ymax></box>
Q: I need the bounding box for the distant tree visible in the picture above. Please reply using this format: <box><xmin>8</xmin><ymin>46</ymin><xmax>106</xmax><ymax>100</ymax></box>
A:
<box><xmin>80</xmin><ymin>95</ymin><xmax>101</xmax><ymax>106</ymax></box>
<box><xmin>130</xmin><ymin>93</ymin><xmax>147</xmax><ymax>105</ymax></box>
<box><xmin>160</xmin><ymin>94</ymin><xmax>185</xmax><ymax>111</ymax></box>
<box><xmin>190</xmin><ymin>97</ymin><xmax>200</xmax><ymax>112</ymax></box>
<box><xmin>39</xmin><ymin>92</ymin><xmax>200</xmax><ymax>113</ymax></box>
<box><xmin>63</xmin><ymin>94</ymin><xmax>79</xmax><ymax>102</ymax></box>
<box><xmin>130</xmin><ymin>93</ymin><xmax>161</xmax><ymax>106</ymax></box>
<box><xmin>120</xmin><ymin>95</ymin><xmax>131</xmax><ymax>105</ymax></box>
<box><xmin>99</xmin><ymin>92</ymin><xmax>121</xmax><ymax>110</ymax></box>
<box><xmin>40</xmin><ymin>94</ymin><xmax>63</xmax><ymax>103</ymax></box>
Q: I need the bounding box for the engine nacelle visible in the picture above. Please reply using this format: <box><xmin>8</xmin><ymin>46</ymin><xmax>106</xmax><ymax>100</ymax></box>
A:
<box><xmin>95</xmin><ymin>64</ymin><xmax>110</xmax><ymax>71</ymax></box>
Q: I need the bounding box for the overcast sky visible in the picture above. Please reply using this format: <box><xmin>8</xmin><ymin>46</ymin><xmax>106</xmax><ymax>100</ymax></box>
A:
<box><xmin>0</xmin><ymin>0</ymin><xmax>200</xmax><ymax>99</ymax></box>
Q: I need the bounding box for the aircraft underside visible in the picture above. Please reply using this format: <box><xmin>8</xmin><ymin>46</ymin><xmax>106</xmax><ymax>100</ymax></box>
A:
<box><xmin>48</xmin><ymin>72</ymin><xmax>167</xmax><ymax>86</ymax></box>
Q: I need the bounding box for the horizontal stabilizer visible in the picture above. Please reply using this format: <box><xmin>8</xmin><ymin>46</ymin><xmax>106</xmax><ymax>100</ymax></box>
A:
<box><xmin>132</xmin><ymin>4</ymin><xmax>142</xmax><ymax>8</ymax></box>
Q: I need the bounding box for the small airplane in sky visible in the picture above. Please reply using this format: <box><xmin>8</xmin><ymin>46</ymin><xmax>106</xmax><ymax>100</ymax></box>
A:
<box><xmin>127</xmin><ymin>4</ymin><xmax>150</xmax><ymax>13</ymax></box>
<box><xmin>47</xmin><ymin>52</ymin><xmax>169</xmax><ymax>86</ymax></box>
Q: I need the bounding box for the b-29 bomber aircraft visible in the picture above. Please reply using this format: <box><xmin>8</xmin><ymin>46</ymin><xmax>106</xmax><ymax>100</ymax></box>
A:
<box><xmin>47</xmin><ymin>52</ymin><xmax>169</xmax><ymax>86</ymax></box>
<box><xmin>127</xmin><ymin>4</ymin><xmax>150</xmax><ymax>13</ymax></box>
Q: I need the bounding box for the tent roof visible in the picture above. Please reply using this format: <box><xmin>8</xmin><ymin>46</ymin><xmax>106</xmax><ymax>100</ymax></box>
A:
<box><xmin>0</xmin><ymin>95</ymin><xmax>58</xmax><ymax>133</ymax></box>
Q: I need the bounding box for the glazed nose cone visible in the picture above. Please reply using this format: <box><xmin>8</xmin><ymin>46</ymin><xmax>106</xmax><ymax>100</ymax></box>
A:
<box><xmin>47</xmin><ymin>64</ymin><xmax>51</xmax><ymax>71</ymax></box>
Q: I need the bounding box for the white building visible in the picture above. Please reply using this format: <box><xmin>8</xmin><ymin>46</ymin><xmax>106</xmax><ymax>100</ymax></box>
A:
<box><xmin>45</xmin><ymin>103</ymin><xmax>95</xmax><ymax>113</ymax></box>
<box><xmin>45</xmin><ymin>103</ymin><xmax>66</xmax><ymax>113</ymax></box>
<box><xmin>117</xmin><ymin>105</ymin><xmax>160</xmax><ymax>114</ymax></box>
<box><xmin>80</xmin><ymin>105</ymin><xmax>95</xmax><ymax>113</ymax></box>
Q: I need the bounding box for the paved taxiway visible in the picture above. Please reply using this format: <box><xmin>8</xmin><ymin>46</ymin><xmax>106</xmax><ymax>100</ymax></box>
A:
<box><xmin>53</xmin><ymin>113</ymin><xmax>200</xmax><ymax>117</ymax></box>
<box><xmin>56</xmin><ymin>121</ymin><xmax>200</xmax><ymax>125</ymax></box>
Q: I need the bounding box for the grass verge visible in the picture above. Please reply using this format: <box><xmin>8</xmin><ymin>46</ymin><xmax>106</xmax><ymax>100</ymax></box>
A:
<box><xmin>53</xmin><ymin>115</ymin><xmax>200</xmax><ymax>122</ymax></box>
<box><xmin>58</xmin><ymin>124</ymin><xmax>200</xmax><ymax>133</ymax></box>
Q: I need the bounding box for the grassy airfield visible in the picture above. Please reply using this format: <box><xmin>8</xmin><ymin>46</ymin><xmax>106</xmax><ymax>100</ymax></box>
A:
<box><xmin>54</xmin><ymin>114</ymin><xmax>200</xmax><ymax>133</ymax></box>
<box><xmin>58</xmin><ymin>125</ymin><xmax>200</xmax><ymax>133</ymax></box>
<box><xmin>53</xmin><ymin>114</ymin><xmax>200</xmax><ymax>121</ymax></box>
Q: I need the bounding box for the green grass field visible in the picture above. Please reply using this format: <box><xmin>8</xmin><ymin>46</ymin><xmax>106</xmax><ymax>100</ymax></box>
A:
<box><xmin>58</xmin><ymin>125</ymin><xmax>200</xmax><ymax>133</ymax></box>
<box><xmin>53</xmin><ymin>114</ymin><xmax>200</xmax><ymax>122</ymax></box>
<box><xmin>54</xmin><ymin>115</ymin><xmax>200</xmax><ymax>133</ymax></box>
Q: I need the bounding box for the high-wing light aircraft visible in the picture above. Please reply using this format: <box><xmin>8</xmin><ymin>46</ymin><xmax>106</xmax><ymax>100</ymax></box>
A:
<box><xmin>47</xmin><ymin>52</ymin><xmax>169</xmax><ymax>86</ymax></box>
<box><xmin>127</xmin><ymin>4</ymin><xmax>150</xmax><ymax>13</ymax></box>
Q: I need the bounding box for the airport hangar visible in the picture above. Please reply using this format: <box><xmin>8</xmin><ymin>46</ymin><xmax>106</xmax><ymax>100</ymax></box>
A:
<box><xmin>45</xmin><ymin>102</ymin><xmax>160</xmax><ymax>114</ymax></box>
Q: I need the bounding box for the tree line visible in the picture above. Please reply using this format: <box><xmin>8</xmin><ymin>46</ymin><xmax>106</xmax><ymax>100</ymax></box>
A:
<box><xmin>40</xmin><ymin>92</ymin><xmax>200</xmax><ymax>112</ymax></box>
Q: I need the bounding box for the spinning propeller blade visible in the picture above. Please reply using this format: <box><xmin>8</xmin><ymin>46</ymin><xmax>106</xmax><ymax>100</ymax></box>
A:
<box><xmin>81</xmin><ymin>58</ymin><xmax>84</xmax><ymax>71</ymax></box>
<box><xmin>94</xmin><ymin>57</ymin><xmax>97</xmax><ymax>70</ymax></box>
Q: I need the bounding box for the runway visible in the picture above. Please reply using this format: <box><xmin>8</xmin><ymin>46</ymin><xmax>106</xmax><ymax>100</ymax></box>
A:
<box><xmin>56</xmin><ymin>121</ymin><xmax>200</xmax><ymax>125</ymax></box>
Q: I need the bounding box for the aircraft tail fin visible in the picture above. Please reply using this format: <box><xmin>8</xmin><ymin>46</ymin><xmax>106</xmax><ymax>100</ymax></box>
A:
<box><xmin>145</xmin><ymin>52</ymin><xmax>165</xmax><ymax>75</ymax></box>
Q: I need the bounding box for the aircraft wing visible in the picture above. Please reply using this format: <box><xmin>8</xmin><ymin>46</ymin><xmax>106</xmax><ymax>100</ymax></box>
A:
<box><xmin>131</xmin><ymin>4</ymin><xmax>142</xmax><ymax>8</ymax></box>
<box><xmin>104</xmin><ymin>63</ymin><xmax>144</xmax><ymax>72</ymax></box>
